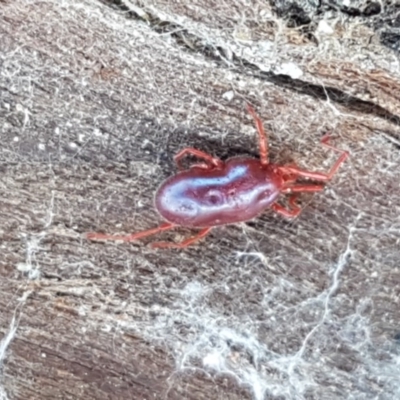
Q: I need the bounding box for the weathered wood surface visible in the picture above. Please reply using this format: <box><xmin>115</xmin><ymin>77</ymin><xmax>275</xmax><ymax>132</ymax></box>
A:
<box><xmin>1</xmin><ymin>0</ymin><xmax>400</xmax><ymax>399</ymax></box>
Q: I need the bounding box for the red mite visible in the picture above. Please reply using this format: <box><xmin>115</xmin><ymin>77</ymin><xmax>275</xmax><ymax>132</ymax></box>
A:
<box><xmin>87</xmin><ymin>105</ymin><xmax>348</xmax><ymax>249</ymax></box>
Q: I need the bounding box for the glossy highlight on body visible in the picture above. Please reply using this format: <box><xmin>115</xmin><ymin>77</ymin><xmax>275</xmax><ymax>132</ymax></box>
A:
<box><xmin>86</xmin><ymin>105</ymin><xmax>349</xmax><ymax>249</ymax></box>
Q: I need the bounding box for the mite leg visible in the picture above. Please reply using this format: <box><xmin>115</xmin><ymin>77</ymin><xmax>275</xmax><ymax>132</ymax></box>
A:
<box><xmin>86</xmin><ymin>222</ymin><xmax>175</xmax><ymax>242</ymax></box>
<box><xmin>278</xmin><ymin>135</ymin><xmax>349</xmax><ymax>182</ymax></box>
<box><xmin>174</xmin><ymin>148</ymin><xmax>223</xmax><ymax>170</ymax></box>
<box><xmin>275</xmin><ymin>183</ymin><xmax>326</xmax><ymax>218</ymax></box>
<box><xmin>188</xmin><ymin>163</ymin><xmax>212</xmax><ymax>170</ymax></box>
<box><xmin>319</xmin><ymin>134</ymin><xmax>349</xmax><ymax>179</ymax></box>
<box><xmin>282</xmin><ymin>184</ymin><xmax>325</xmax><ymax>194</ymax></box>
<box><xmin>271</xmin><ymin>195</ymin><xmax>301</xmax><ymax>218</ymax></box>
<box><xmin>152</xmin><ymin>227</ymin><xmax>212</xmax><ymax>249</ymax></box>
<box><xmin>280</xmin><ymin>162</ymin><xmax>300</xmax><ymax>185</ymax></box>
<box><xmin>247</xmin><ymin>104</ymin><xmax>269</xmax><ymax>165</ymax></box>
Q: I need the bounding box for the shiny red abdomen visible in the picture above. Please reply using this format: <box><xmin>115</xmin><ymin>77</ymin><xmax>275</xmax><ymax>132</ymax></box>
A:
<box><xmin>155</xmin><ymin>158</ymin><xmax>283</xmax><ymax>228</ymax></box>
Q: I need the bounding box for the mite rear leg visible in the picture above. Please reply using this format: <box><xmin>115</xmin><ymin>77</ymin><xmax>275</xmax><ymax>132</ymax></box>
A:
<box><xmin>174</xmin><ymin>148</ymin><xmax>223</xmax><ymax>170</ymax></box>
<box><xmin>86</xmin><ymin>222</ymin><xmax>175</xmax><ymax>242</ymax></box>
<box><xmin>152</xmin><ymin>227</ymin><xmax>212</xmax><ymax>249</ymax></box>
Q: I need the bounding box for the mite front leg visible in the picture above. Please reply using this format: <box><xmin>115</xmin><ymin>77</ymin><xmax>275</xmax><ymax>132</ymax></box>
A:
<box><xmin>247</xmin><ymin>104</ymin><xmax>269</xmax><ymax>165</ymax></box>
<box><xmin>174</xmin><ymin>148</ymin><xmax>223</xmax><ymax>170</ymax></box>
<box><xmin>278</xmin><ymin>135</ymin><xmax>349</xmax><ymax>182</ymax></box>
<box><xmin>271</xmin><ymin>195</ymin><xmax>302</xmax><ymax>218</ymax></box>
<box><xmin>275</xmin><ymin>183</ymin><xmax>327</xmax><ymax>218</ymax></box>
<box><xmin>282</xmin><ymin>184</ymin><xmax>325</xmax><ymax>194</ymax></box>
<box><xmin>319</xmin><ymin>134</ymin><xmax>349</xmax><ymax>179</ymax></box>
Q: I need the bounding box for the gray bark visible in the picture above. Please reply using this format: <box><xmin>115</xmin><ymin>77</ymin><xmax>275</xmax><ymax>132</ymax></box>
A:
<box><xmin>1</xmin><ymin>0</ymin><xmax>400</xmax><ymax>399</ymax></box>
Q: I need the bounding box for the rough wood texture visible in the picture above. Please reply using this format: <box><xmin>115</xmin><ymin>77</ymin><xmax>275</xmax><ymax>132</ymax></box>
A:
<box><xmin>1</xmin><ymin>0</ymin><xmax>400</xmax><ymax>399</ymax></box>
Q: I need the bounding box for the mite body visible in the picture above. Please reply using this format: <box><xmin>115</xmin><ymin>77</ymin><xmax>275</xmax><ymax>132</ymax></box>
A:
<box><xmin>156</xmin><ymin>158</ymin><xmax>282</xmax><ymax>228</ymax></box>
<box><xmin>87</xmin><ymin>105</ymin><xmax>348</xmax><ymax>248</ymax></box>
